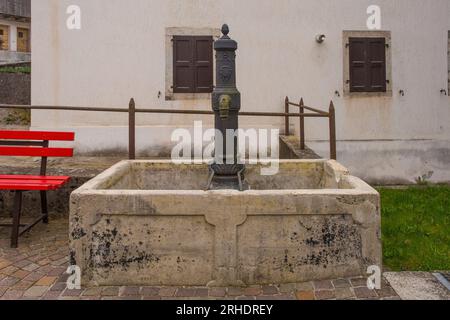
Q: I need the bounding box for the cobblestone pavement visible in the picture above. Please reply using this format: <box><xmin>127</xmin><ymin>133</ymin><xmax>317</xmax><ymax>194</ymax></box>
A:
<box><xmin>0</xmin><ymin>214</ymin><xmax>402</xmax><ymax>300</ymax></box>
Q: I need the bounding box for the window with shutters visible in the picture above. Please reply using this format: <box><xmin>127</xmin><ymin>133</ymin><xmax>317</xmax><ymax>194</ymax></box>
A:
<box><xmin>165</xmin><ymin>27</ymin><xmax>220</xmax><ymax>100</ymax></box>
<box><xmin>343</xmin><ymin>31</ymin><xmax>392</xmax><ymax>96</ymax></box>
<box><xmin>0</xmin><ymin>25</ymin><xmax>9</xmax><ymax>51</ymax></box>
<box><xmin>349</xmin><ymin>37</ymin><xmax>386</xmax><ymax>92</ymax></box>
<box><xmin>172</xmin><ymin>36</ymin><xmax>213</xmax><ymax>94</ymax></box>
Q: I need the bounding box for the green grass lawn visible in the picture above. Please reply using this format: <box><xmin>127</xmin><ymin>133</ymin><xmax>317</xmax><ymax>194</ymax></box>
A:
<box><xmin>378</xmin><ymin>186</ymin><xmax>450</xmax><ymax>271</ymax></box>
<box><xmin>0</xmin><ymin>65</ymin><xmax>31</xmax><ymax>74</ymax></box>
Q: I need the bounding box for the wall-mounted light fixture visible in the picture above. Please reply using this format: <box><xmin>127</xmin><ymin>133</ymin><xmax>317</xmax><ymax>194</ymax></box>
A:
<box><xmin>399</xmin><ymin>90</ymin><xmax>405</xmax><ymax>96</ymax></box>
<box><xmin>315</xmin><ymin>34</ymin><xmax>326</xmax><ymax>44</ymax></box>
<box><xmin>440</xmin><ymin>89</ymin><xmax>447</xmax><ymax>96</ymax></box>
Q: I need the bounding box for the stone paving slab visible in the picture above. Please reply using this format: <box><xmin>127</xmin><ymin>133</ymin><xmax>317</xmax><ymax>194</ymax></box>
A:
<box><xmin>443</xmin><ymin>272</ymin><xmax>450</xmax><ymax>282</ymax></box>
<box><xmin>0</xmin><ymin>213</ymin><xmax>404</xmax><ymax>300</ymax></box>
<box><xmin>384</xmin><ymin>272</ymin><xmax>450</xmax><ymax>300</ymax></box>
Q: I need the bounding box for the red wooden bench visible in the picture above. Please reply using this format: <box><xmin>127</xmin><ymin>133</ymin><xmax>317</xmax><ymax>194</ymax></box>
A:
<box><xmin>0</xmin><ymin>130</ymin><xmax>75</xmax><ymax>248</ymax></box>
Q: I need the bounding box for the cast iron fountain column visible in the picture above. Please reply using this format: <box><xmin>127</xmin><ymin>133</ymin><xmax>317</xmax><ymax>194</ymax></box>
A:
<box><xmin>208</xmin><ymin>24</ymin><xmax>245</xmax><ymax>191</ymax></box>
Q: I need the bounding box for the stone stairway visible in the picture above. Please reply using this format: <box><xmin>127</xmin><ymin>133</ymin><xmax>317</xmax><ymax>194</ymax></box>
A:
<box><xmin>279</xmin><ymin>135</ymin><xmax>322</xmax><ymax>160</ymax></box>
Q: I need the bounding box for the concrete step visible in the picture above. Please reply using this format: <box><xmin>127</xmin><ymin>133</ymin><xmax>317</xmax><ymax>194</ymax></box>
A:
<box><xmin>279</xmin><ymin>135</ymin><xmax>322</xmax><ymax>160</ymax></box>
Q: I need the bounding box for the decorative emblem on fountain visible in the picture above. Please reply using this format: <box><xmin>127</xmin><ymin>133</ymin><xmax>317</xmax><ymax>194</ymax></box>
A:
<box><xmin>219</xmin><ymin>65</ymin><xmax>233</xmax><ymax>82</ymax></box>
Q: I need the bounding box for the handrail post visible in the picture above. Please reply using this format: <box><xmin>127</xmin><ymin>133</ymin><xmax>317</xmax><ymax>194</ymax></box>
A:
<box><xmin>284</xmin><ymin>96</ymin><xmax>290</xmax><ymax>135</ymax></box>
<box><xmin>329</xmin><ymin>101</ymin><xmax>337</xmax><ymax>160</ymax></box>
<box><xmin>299</xmin><ymin>98</ymin><xmax>305</xmax><ymax>150</ymax></box>
<box><xmin>129</xmin><ymin>98</ymin><xmax>136</xmax><ymax>160</ymax></box>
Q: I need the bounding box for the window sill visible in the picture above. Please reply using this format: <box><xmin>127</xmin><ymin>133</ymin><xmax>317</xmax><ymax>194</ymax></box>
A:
<box><xmin>344</xmin><ymin>91</ymin><xmax>392</xmax><ymax>98</ymax></box>
<box><xmin>165</xmin><ymin>93</ymin><xmax>212</xmax><ymax>101</ymax></box>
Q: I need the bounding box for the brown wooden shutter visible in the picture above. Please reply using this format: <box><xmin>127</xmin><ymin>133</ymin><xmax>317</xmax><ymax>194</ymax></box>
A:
<box><xmin>448</xmin><ymin>31</ymin><xmax>450</xmax><ymax>93</ymax></box>
<box><xmin>173</xmin><ymin>36</ymin><xmax>195</xmax><ymax>93</ymax></box>
<box><xmin>194</xmin><ymin>36</ymin><xmax>213</xmax><ymax>93</ymax></box>
<box><xmin>349</xmin><ymin>37</ymin><xmax>386</xmax><ymax>92</ymax></box>
<box><xmin>173</xmin><ymin>36</ymin><xmax>213</xmax><ymax>94</ymax></box>
<box><xmin>349</xmin><ymin>38</ymin><xmax>367</xmax><ymax>92</ymax></box>
<box><xmin>367</xmin><ymin>38</ymin><xmax>386</xmax><ymax>92</ymax></box>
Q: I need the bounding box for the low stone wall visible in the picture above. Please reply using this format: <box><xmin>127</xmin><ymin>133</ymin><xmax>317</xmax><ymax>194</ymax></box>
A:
<box><xmin>0</xmin><ymin>52</ymin><xmax>31</xmax><ymax>66</ymax></box>
<box><xmin>0</xmin><ymin>157</ymin><xmax>123</xmax><ymax>216</ymax></box>
<box><xmin>0</xmin><ymin>72</ymin><xmax>31</xmax><ymax>126</ymax></box>
<box><xmin>0</xmin><ymin>72</ymin><xmax>30</xmax><ymax>104</ymax></box>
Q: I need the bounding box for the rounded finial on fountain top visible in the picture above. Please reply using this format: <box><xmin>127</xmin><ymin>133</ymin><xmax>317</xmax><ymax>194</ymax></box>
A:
<box><xmin>215</xmin><ymin>24</ymin><xmax>237</xmax><ymax>50</ymax></box>
<box><xmin>221</xmin><ymin>24</ymin><xmax>230</xmax><ymax>38</ymax></box>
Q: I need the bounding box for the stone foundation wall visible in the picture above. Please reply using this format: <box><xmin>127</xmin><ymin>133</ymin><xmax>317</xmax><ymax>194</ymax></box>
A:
<box><xmin>0</xmin><ymin>72</ymin><xmax>30</xmax><ymax>104</ymax></box>
<box><xmin>0</xmin><ymin>156</ymin><xmax>122</xmax><ymax>217</ymax></box>
<box><xmin>0</xmin><ymin>72</ymin><xmax>31</xmax><ymax>126</ymax></box>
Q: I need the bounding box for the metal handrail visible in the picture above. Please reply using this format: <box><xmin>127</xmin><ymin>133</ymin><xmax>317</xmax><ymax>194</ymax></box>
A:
<box><xmin>286</xmin><ymin>102</ymin><xmax>329</xmax><ymax>116</ymax></box>
<box><xmin>284</xmin><ymin>97</ymin><xmax>336</xmax><ymax>160</ymax></box>
<box><xmin>0</xmin><ymin>104</ymin><xmax>328</xmax><ymax>118</ymax></box>
<box><xmin>1</xmin><ymin>97</ymin><xmax>337</xmax><ymax>160</ymax></box>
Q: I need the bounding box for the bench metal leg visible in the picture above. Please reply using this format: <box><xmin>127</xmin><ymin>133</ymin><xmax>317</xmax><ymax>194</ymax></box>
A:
<box><xmin>9</xmin><ymin>191</ymin><xmax>14</xmax><ymax>218</ymax></box>
<box><xmin>40</xmin><ymin>191</ymin><xmax>49</xmax><ymax>224</ymax></box>
<box><xmin>11</xmin><ymin>191</ymin><xmax>23</xmax><ymax>248</ymax></box>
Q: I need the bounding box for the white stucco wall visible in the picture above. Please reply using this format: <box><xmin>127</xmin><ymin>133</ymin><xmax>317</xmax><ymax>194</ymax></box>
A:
<box><xmin>31</xmin><ymin>0</ymin><xmax>450</xmax><ymax>184</ymax></box>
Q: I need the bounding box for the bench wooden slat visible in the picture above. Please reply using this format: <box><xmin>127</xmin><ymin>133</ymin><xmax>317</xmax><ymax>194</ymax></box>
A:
<box><xmin>0</xmin><ymin>146</ymin><xmax>74</xmax><ymax>157</ymax></box>
<box><xmin>0</xmin><ymin>180</ymin><xmax>67</xmax><ymax>186</ymax></box>
<box><xmin>0</xmin><ymin>178</ymin><xmax>69</xmax><ymax>185</ymax></box>
<box><xmin>0</xmin><ymin>175</ymin><xmax>70</xmax><ymax>181</ymax></box>
<box><xmin>0</xmin><ymin>183</ymin><xmax>64</xmax><ymax>191</ymax></box>
<box><xmin>0</xmin><ymin>178</ymin><xmax>68</xmax><ymax>183</ymax></box>
<box><xmin>0</xmin><ymin>131</ymin><xmax>75</xmax><ymax>141</ymax></box>
<box><xmin>0</xmin><ymin>176</ymin><xmax>70</xmax><ymax>191</ymax></box>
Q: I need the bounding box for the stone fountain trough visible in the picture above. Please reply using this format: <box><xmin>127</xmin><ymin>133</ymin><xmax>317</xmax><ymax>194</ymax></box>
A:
<box><xmin>70</xmin><ymin>159</ymin><xmax>381</xmax><ymax>287</ymax></box>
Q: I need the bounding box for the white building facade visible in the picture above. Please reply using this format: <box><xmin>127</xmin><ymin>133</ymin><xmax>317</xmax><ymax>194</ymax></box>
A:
<box><xmin>31</xmin><ymin>0</ymin><xmax>450</xmax><ymax>184</ymax></box>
